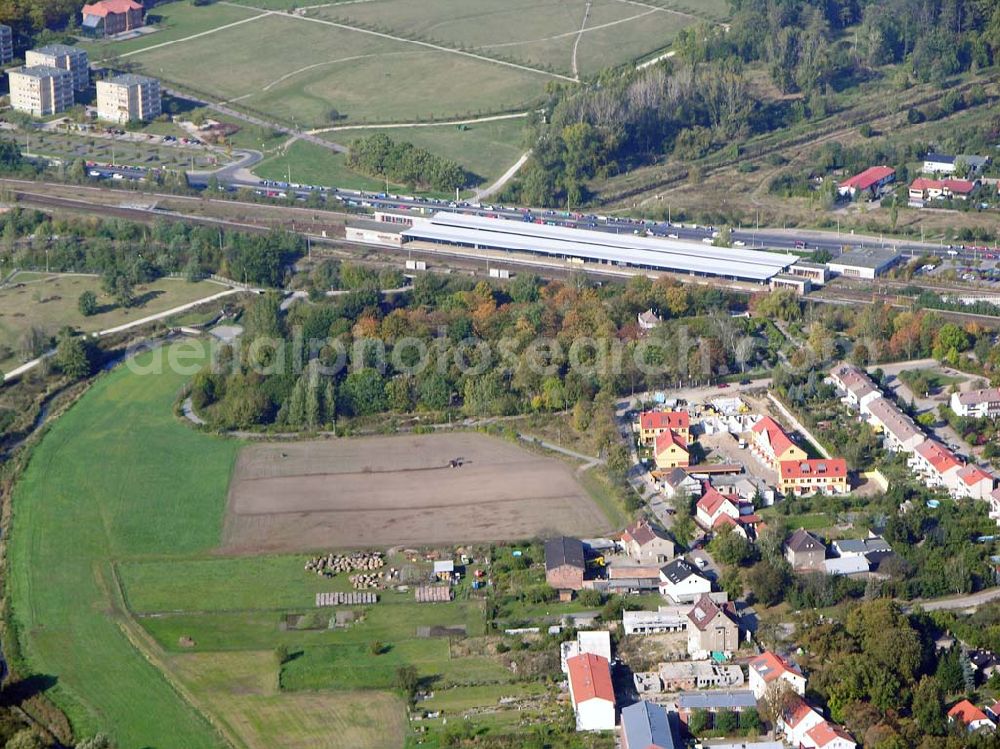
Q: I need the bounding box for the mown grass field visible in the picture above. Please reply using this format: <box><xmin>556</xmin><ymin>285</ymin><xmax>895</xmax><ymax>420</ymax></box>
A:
<box><xmin>252</xmin><ymin>144</ymin><xmax>387</xmax><ymax>192</ymax></box>
<box><xmin>0</xmin><ymin>274</ymin><xmax>224</xmax><ymax>374</ymax></box>
<box><xmin>171</xmin><ymin>652</ymin><xmax>408</xmax><ymax>749</ymax></box>
<box><xmin>8</xmin><ymin>347</ymin><xmax>239</xmax><ymax>748</ymax></box>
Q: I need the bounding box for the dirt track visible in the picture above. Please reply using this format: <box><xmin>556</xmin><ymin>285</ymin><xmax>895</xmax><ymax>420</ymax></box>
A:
<box><xmin>221</xmin><ymin>432</ymin><xmax>609</xmax><ymax>552</ymax></box>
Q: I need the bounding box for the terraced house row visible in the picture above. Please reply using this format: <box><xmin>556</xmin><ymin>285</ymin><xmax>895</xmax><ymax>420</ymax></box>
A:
<box><xmin>829</xmin><ymin>363</ymin><xmax>999</xmax><ymax>511</ymax></box>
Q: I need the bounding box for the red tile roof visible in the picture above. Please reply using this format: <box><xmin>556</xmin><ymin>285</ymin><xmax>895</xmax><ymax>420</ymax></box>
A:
<box><xmin>567</xmin><ymin>653</ymin><xmax>615</xmax><ymax>705</ymax></box>
<box><xmin>82</xmin><ymin>0</ymin><xmax>142</xmax><ymax>15</ymax></box>
<box><xmin>783</xmin><ymin>695</ymin><xmax>818</xmax><ymax>729</ymax></box>
<box><xmin>640</xmin><ymin>410</ymin><xmax>690</xmax><ymax>431</ymax></box>
<box><xmin>915</xmin><ymin>440</ymin><xmax>962</xmax><ymax>475</ymax></box>
<box><xmin>807</xmin><ymin>721</ymin><xmax>855</xmax><ymax>747</ymax></box>
<box><xmin>751</xmin><ymin>416</ymin><xmax>796</xmax><ymax>457</ymax></box>
<box><xmin>696</xmin><ymin>485</ymin><xmax>734</xmax><ymax>517</ymax></box>
<box><xmin>779</xmin><ymin>458</ymin><xmax>847</xmax><ymax>481</ymax></box>
<box><xmin>949</xmin><ymin>699</ymin><xmax>991</xmax><ymax>726</ymax></box>
<box><xmin>839</xmin><ymin>166</ymin><xmax>895</xmax><ymax>191</ymax></box>
<box><xmin>655</xmin><ymin>429</ymin><xmax>687</xmax><ymax>455</ymax></box>
<box><xmin>911</xmin><ymin>177</ymin><xmax>977</xmax><ymax>195</ymax></box>
<box><xmin>749</xmin><ymin>651</ymin><xmax>801</xmax><ymax>684</ymax></box>
<box><xmin>958</xmin><ymin>465</ymin><xmax>994</xmax><ymax>487</ymax></box>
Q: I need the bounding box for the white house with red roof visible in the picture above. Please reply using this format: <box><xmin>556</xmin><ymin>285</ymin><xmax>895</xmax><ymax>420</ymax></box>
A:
<box><xmin>747</xmin><ymin>651</ymin><xmax>806</xmax><ymax>699</ymax></box>
<box><xmin>948</xmin><ymin>464</ymin><xmax>996</xmax><ymax>501</ymax></box>
<box><xmin>779</xmin><ymin>695</ymin><xmax>856</xmax><ymax>749</ymax></box>
<box><xmin>909</xmin><ymin>440</ymin><xmax>963</xmax><ymax>488</ymax></box>
<box><xmin>804</xmin><ymin>721</ymin><xmax>857</xmax><ymax>749</ymax></box>
<box><xmin>838</xmin><ymin>166</ymin><xmax>895</xmax><ymax>199</ymax></box>
<box><xmin>695</xmin><ymin>485</ymin><xmax>741</xmax><ymax>529</ymax></box>
<box><xmin>909</xmin><ymin>177</ymin><xmax>977</xmax><ymax>203</ymax></box>
<box><xmin>567</xmin><ymin>652</ymin><xmax>616</xmax><ymax>731</ymax></box>
<box><xmin>948</xmin><ymin>699</ymin><xmax>996</xmax><ymax>732</ymax></box>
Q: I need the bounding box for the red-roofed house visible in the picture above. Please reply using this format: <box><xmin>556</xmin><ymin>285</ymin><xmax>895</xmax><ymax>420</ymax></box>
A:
<box><xmin>638</xmin><ymin>411</ymin><xmax>691</xmax><ymax>444</ymax></box>
<box><xmin>748</xmin><ymin>651</ymin><xmax>806</xmax><ymax>699</ymax></box>
<box><xmin>948</xmin><ymin>699</ymin><xmax>996</xmax><ymax>732</ymax></box>
<box><xmin>750</xmin><ymin>416</ymin><xmax>806</xmax><ymax>470</ymax></box>
<box><xmin>695</xmin><ymin>485</ymin><xmax>740</xmax><ymax>529</ymax></box>
<box><xmin>567</xmin><ymin>653</ymin><xmax>616</xmax><ymax>731</ymax></box>
<box><xmin>949</xmin><ymin>464</ymin><xmax>996</xmax><ymax>501</ymax></box>
<box><xmin>909</xmin><ymin>440</ymin><xmax>963</xmax><ymax>488</ymax></box>
<box><xmin>654</xmin><ymin>429</ymin><xmax>689</xmax><ymax>470</ymax></box>
<box><xmin>779</xmin><ymin>458</ymin><xmax>849</xmax><ymax>497</ymax></box>
<box><xmin>82</xmin><ymin>0</ymin><xmax>144</xmax><ymax>36</ymax></box>
<box><xmin>838</xmin><ymin>166</ymin><xmax>895</xmax><ymax>199</ymax></box>
<box><xmin>778</xmin><ymin>695</ymin><xmax>824</xmax><ymax>747</ymax></box>
<box><xmin>909</xmin><ymin>177</ymin><xmax>977</xmax><ymax>203</ymax></box>
<box><xmin>805</xmin><ymin>721</ymin><xmax>857</xmax><ymax>749</ymax></box>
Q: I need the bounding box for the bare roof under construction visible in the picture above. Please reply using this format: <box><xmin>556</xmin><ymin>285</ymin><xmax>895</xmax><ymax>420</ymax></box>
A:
<box><xmin>402</xmin><ymin>212</ymin><xmax>796</xmax><ymax>282</ymax></box>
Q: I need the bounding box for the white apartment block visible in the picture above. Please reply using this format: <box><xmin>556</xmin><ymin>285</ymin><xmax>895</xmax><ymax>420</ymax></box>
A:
<box><xmin>26</xmin><ymin>44</ymin><xmax>88</xmax><ymax>91</ymax></box>
<box><xmin>96</xmin><ymin>74</ymin><xmax>161</xmax><ymax>123</ymax></box>
<box><xmin>951</xmin><ymin>388</ymin><xmax>1000</xmax><ymax>419</ymax></box>
<box><xmin>0</xmin><ymin>24</ymin><xmax>13</xmax><ymax>65</ymax></box>
<box><xmin>7</xmin><ymin>66</ymin><xmax>74</xmax><ymax>116</ymax></box>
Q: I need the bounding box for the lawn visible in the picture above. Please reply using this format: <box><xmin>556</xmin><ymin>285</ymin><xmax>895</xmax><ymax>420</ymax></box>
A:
<box><xmin>323</xmin><ymin>118</ymin><xmax>527</xmax><ymax>184</ymax></box>
<box><xmin>171</xmin><ymin>651</ymin><xmax>408</xmax><ymax>749</ymax></box>
<box><xmin>252</xmin><ymin>143</ymin><xmax>387</xmax><ymax>192</ymax></box>
<box><xmin>126</xmin><ymin>13</ymin><xmax>549</xmax><ymax>126</ymax></box>
<box><xmin>0</xmin><ymin>274</ymin><xmax>226</xmax><ymax>374</ymax></box>
<box><xmin>8</xmin><ymin>346</ymin><xmax>240</xmax><ymax>747</ymax></box>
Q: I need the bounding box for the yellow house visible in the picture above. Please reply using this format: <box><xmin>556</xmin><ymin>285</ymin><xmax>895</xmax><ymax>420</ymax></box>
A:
<box><xmin>750</xmin><ymin>416</ymin><xmax>806</xmax><ymax>469</ymax></box>
<box><xmin>778</xmin><ymin>459</ymin><xmax>849</xmax><ymax>496</ymax></box>
<box><xmin>654</xmin><ymin>429</ymin><xmax>689</xmax><ymax>469</ymax></box>
<box><xmin>638</xmin><ymin>410</ymin><xmax>691</xmax><ymax>445</ymax></box>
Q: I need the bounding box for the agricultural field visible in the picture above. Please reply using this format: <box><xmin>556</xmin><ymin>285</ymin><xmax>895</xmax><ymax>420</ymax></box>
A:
<box><xmin>8</xmin><ymin>343</ymin><xmax>613</xmax><ymax>748</ymax></box>
<box><xmin>0</xmin><ymin>274</ymin><xmax>226</xmax><ymax>374</ymax></box>
<box><xmin>222</xmin><ymin>433</ymin><xmax>610</xmax><ymax>552</ymax></box>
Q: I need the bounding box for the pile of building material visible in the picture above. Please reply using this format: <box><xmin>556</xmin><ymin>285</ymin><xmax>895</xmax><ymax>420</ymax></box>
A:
<box><xmin>349</xmin><ymin>572</ymin><xmax>384</xmax><ymax>589</ymax></box>
<box><xmin>415</xmin><ymin>585</ymin><xmax>454</xmax><ymax>603</ymax></box>
<box><xmin>305</xmin><ymin>551</ymin><xmax>385</xmax><ymax>576</ymax></box>
<box><xmin>315</xmin><ymin>591</ymin><xmax>377</xmax><ymax>606</ymax></box>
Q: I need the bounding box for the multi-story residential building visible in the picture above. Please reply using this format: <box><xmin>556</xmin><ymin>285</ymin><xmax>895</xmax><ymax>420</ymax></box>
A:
<box><xmin>653</xmin><ymin>429</ymin><xmax>688</xmax><ymax>469</ymax></box>
<box><xmin>96</xmin><ymin>74</ymin><xmax>161</xmax><ymax>123</ymax></box>
<box><xmin>909</xmin><ymin>440</ymin><xmax>963</xmax><ymax>489</ymax></box>
<box><xmin>25</xmin><ymin>44</ymin><xmax>88</xmax><ymax>91</ymax></box>
<box><xmin>950</xmin><ymin>465</ymin><xmax>996</xmax><ymax>501</ymax></box>
<box><xmin>864</xmin><ymin>397</ymin><xmax>925</xmax><ymax>453</ymax></box>
<box><xmin>951</xmin><ymin>388</ymin><xmax>1000</xmax><ymax>419</ymax></box>
<box><xmin>829</xmin><ymin>363</ymin><xmax>882</xmax><ymax>411</ymax></box>
<box><xmin>778</xmin><ymin>458</ymin><xmax>849</xmax><ymax>496</ymax></box>
<box><xmin>748</xmin><ymin>650</ymin><xmax>806</xmax><ymax>700</ymax></box>
<box><xmin>637</xmin><ymin>410</ymin><xmax>691</xmax><ymax>444</ymax></box>
<box><xmin>82</xmin><ymin>0</ymin><xmax>145</xmax><ymax>37</ymax></box>
<box><xmin>749</xmin><ymin>416</ymin><xmax>807</xmax><ymax>470</ymax></box>
<box><xmin>620</xmin><ymin>519</ymin><xmax>675</xmax><ymax>565</ymax></box>
<box><xmin>686</xmin><ymin>594</ymin><xmax>739</xmax><ymax>660</ymax></box>
<box><xmin>7</xmin><ymin>65</ymin><xmax>74</xmax><ymax>116</ymax></box>
<box><xmin>0</xmin><ymin>24</ymin><xmax>13</xmax><ymax>65</ymax></box>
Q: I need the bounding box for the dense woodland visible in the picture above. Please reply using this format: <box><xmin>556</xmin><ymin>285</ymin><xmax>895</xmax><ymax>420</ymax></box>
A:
<box><xmin>505</xmin><ymin>0</ymin><xmax>1000</xmax><ymax>208</ymax></box>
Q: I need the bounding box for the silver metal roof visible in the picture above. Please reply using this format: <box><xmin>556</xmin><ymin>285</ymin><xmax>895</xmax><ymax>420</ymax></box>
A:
<box><xmin>402</xmin><ymin>213</ymin><xmax>796</xmax><ymax>282</ymax></box>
